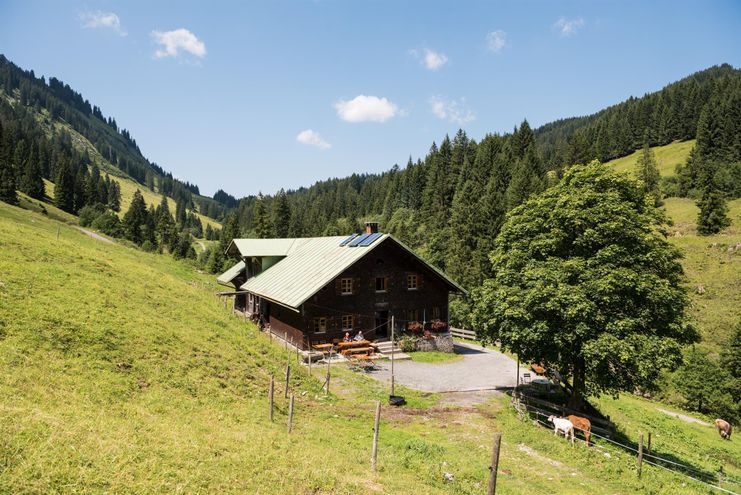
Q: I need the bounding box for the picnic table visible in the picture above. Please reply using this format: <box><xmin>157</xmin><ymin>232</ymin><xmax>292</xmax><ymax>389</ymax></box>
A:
<box><xmin>343</xmin><ymin>346</ymin><xmax>373</xmax><ymax>356</ymax></box>
<box><xmin>337</xmin><ymin>340</ymin><xmax>376</xmax><ymax>352</ymax></box>
<box><xmin>312</xmin><ymin>343</ymin><xmax>334</xmax><ymax>356</ymax></box>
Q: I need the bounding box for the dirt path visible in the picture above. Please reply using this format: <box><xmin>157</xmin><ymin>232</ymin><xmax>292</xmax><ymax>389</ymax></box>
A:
<box><xmin>656</xmin><ymin>408</ymin><xmax>712</xmax><ymax>426</ymax></box>
<box><xmin>77</xmin><ymin>227</ymin><xmax>115</xmax><ymax>244</ymax></box>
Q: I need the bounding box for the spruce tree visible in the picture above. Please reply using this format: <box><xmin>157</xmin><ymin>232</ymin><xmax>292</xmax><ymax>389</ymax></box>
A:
<box><xmin>107</xmin><ymin>178</ymin><xmax>121</xmax><ymax>212</ymax></box>
<box><xmin>19</xmin><ymin>146</ymin><xmax>45</xmax><ymax>200</ymax></box>
<box><xmin>122</xmin><ymin>189</ymin><xmax>149</xmax><ymax>245</ymax></box>
<box><xmin>54</xmin><ymin>157</ymin><xmax>75</xmax><ymax>213</ymax></box>
<box><xmin>697</xmin><ymin>187</ymin><xmax>731</xmax><ymax>235</ymax></box>
<box><xmin>635</xmin><ymin>135</ymin><xmax>662</xmax><ymax>206</ymax></box>
<box><xmin>272</xmin><ymin>189</ymin><xmax>291</xmax><ymax>237</ymax></box>
<box><xmin>253</xmin><ymin>193</ymin><xmax>272</xmax><ymax>238</ymax></box>
<box><xmin>0</xmin><ymin>151</ymin><xmax>18</xmax><ymax>205</ymax></box>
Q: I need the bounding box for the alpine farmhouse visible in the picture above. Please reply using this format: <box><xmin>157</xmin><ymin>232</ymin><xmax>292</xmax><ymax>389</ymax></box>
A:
<box><xmin>217</xmin><ymin>223</ymin><xmax>466</xmax><ymax>347</ymax></box>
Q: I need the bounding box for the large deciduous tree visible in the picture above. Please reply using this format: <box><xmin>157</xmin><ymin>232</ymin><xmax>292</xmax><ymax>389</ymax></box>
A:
<box><xmin>472</xmin><ymin>161</ymin><xmax>697</xmax><ymax>409</ymax></box>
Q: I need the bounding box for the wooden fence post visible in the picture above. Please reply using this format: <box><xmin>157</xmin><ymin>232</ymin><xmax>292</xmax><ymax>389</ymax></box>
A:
<box><xmin>488</xmin><ymin>432</ymin><xmax>502</xmax><ymax>495</ymax></box>
<box><xmin>647</xmin><ymin>432</ymin><xmax>652</xmax><ymax>455</ymax></box>
<box><xmin>269</xmin><ymin>375</ymin><xmax>274</xmax><ymax>422</ymax></box>
<box><xmin>325</xmin><ymin>351</ymin><xmax>331</xmax><ymax>395</ymax></box>
<box><xmin>284</xmin><ymin>363</ymin><xmax>291</xmax><ymax>398</ymax></box>
<box><xmin>637</xmin><ymin>432</ymin><xmax>644</xmax><ymax>478</ymax></box>
<box><xmin>308</xmin><ymin>338</ymin><xmax>312</xmax><ymax>376</ymax></box>
<box><xmin>288</xmin><ymin>394</ymin><xmax>294</xmax><ymax>433</ymax></box>
<box><xmin>371</xmin><ymin>400</ymin><xmax>381</xmax><ymax>471</ymax></box>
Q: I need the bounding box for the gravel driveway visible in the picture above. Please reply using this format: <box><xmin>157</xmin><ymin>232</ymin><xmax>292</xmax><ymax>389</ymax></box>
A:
<box><xmin>368</xmin><ymin>342</ymin><xmax>530</xmax><ymax>393</ymax></box>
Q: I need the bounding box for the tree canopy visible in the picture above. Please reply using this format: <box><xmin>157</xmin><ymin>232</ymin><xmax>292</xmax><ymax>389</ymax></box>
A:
<box><xmin>471</xmin><ymin>162</ymin><xmax>698</xmax><ymax>409</ymax></box>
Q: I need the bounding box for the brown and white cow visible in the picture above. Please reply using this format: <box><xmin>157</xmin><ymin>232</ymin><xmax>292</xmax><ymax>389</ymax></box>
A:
<box><xmin>715</xmin><ymin>419</ymin><xmax>732</xmax><ymax>440</ymax></box>
<box><xmin>567</xmin><ymin>414</ymin><xmax>592</xmax><ymax>446</ymax></box>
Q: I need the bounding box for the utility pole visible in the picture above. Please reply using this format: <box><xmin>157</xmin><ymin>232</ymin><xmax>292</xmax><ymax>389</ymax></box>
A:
<box><xmin>390</xmin><ymin>315</ymin><xmax>395</xmax><ymax>397</ymax></box>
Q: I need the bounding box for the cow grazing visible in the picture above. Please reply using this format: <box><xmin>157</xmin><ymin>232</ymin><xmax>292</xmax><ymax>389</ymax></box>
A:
<box><xmin>715</xmin><ymin>419</ymin><xmax>732</xmax><ymax>440</ymax></box>
<box><xmin>566</xmin><ymin>415</ymin><xmax>592</xmax><ymax>446</ymax></box>
<box><xmin>548</xmin><ymin>415</ymin><xmax>574</xmax><ymax>444</ymax></box>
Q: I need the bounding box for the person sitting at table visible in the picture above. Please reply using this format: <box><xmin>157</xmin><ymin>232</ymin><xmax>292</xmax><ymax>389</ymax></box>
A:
<box><xmin>343</xmin><ymin>332</ymin><xmax>351</xmax><ymax>342</ymax></box>
<box><xmin>353</xmin><ymin>330</ymin><xmax>364</xmax><ymax>342</ymax></box>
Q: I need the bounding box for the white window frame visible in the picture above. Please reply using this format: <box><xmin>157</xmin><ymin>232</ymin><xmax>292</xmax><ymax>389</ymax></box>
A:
<box><xmin>340</xmin><ymin>277</ymin><xmax>353</xmax><ymax>295</ymax></box>
<box><xmin>375</xmin><ymin>277</ymin><xmax>387</xmax><ymax>293</ymax></box>
<box><xmin>313</xmin><ymin>317</ymin><xmax>327</xmax><ymax>334</ymax></box>
<box><xmin>341</xmin><ymin>315</ymin><xmax>353</xmax><ymax>330</ymax></box>
<box><xmin>406</xmin><ymin>273</ymin><xmax>419</xmax><ymax>291</ymax></box>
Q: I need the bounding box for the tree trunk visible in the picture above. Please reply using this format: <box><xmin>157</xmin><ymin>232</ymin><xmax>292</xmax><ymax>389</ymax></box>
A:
<box><xmin>567</xmin><ymin>358</ymin><xmax>586</xmax><ymax>411</ymax></box>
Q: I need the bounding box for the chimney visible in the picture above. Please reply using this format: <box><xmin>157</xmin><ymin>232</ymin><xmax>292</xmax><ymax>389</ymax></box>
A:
<box><xmin>365</xmin><ymin>221</ymin><xmax>379</xmax><ymax>234</ymax></box>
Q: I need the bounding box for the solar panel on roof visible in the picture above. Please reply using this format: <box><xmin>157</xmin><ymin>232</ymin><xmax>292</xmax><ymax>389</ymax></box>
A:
<box><xmin>358</xmin><ymin>232</ymin><xmax>382</xmax><ymax>247</ymax></box>
<box><xmin>348</xmin><ymin>233</ymin><xmax>371</xmax><ymax>247</ymax></box>
<box><xmin>339</xmin><ymin>234</ymin><xmax>358</xmax><ymax>246</ymax></box>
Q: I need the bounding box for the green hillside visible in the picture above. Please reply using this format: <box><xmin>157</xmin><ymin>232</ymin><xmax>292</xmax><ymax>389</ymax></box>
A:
<box><xmin>2</xmin><ymin>201</ymin><xmax>739</xmax><ymax>494</ymax></box>
<box><xmin>606</xmin><ymin>140</ymin><xmax>696</xmax><ymax>177</ymax></box>
<box><xmin>604</xmin><ymin>140</ymin><xmax>741</xmax><ymax>350</ymax></box>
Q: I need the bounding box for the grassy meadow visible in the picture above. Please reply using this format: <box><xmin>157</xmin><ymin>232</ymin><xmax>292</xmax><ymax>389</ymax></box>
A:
<box><xmin>1</xmin><ymin>201</ymin><xmax>739</xmax><ymax>494</ymax></box>
<box><xmin>606</xmin><ymin>141</ymin><xmax>741</xmax><ymax>352</ymax></box>
<box><xmin>607</xmin><ymin>139</ymin><xmax>696</xmax><ymax>177</ymax></box>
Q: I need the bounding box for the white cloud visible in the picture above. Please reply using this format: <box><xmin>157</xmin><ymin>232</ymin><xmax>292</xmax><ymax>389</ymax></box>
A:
<box><xmin>334</xmin><ymin>95</ymin><xmax>398</xmax><ymax>123</ymax></box>
<box><xmin>423</xmin><ymin>49</ymin><xmax>448</xmax><ymax>70</ymax></box>
<box><xmin>430</xmin><ymin>96</ymin><xmax>475</xmax><ymax>125</ymax></box>
<box><xmin>151</xmin><ymin>29</ymin><xmax>206</xmax><ymax>59</ymax></box>
<box><xmin>486</xmin><ymin>30</ymin><xmax>507</xmax><ymax>53</ymax></box>
<box><xmin>80</xmin><ymin>11</ymin><xmax>126</xmax><ymax>36</ymax></box>
<box><xmin>296</xmin><ymin>129</ymin><xmax>331</xmax><ymax>150</ymax></box>
<box><xmin>554</xmin><ymin>17</ymin><xmax>585</xmax><ymax>37</ymax></box>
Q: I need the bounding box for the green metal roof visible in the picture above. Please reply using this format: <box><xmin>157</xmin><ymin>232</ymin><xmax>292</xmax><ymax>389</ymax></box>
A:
<box><xmin>234</xmin><ymin>234</ymin><xmax>465</xmax><ymax>311</ymax></box>
<box><xmin>226</xmin><ymin>238</ymin><xmax>299</xmax><ymax>258</ymax></box>
<box><xmin>216</xmin><ymin>260</ymin><xmax>246</xmax><ymax>286</ymax></box>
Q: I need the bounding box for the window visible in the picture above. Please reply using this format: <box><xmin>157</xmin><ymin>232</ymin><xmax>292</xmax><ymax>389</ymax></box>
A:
<box><xmin>406</xmin><ymin>273</ymin><xmax>419</xmax><ymax>290</ymax></box>
<box><xmin>375</xmin><ymin>277</ymin><xmax>387</xmax><ymax>292</ymax></box>
<box><xmin>341</xmin><ymin>315</ymin><xmax>354</xmax><ymax>330</ymax></box>
<box><xmin>340</xmin><ymin>277</ymin><xmax>353</xmax><ymax>295</ymax></box>
<box><xmin>313</xmin><ymin>317</ymin><xmax>327</xmax><ymax>334</ymax></box>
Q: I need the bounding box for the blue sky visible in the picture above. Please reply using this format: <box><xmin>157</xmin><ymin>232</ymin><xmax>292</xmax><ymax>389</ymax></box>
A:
<box><xmin>1</xmin><ymin>1</ymin><xmax>739</xmax><ymax>197</ymax></box>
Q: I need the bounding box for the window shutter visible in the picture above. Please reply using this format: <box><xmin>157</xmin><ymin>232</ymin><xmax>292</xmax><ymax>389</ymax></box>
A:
<box><xmin>354</xmin><ymin>278</ymin><xmax>360</xmax><ymax>295</ymax></box>
<box><xmin>385</xmin><ymin>276</ymin><xmax>390</xmax><ymax>292</ymax></box>
<box><xmin>418</xmin><ymin>274</ymin><xmax>424</xmax><ymax>289</ymax></box>
<box><xmin>335</xmin><ymin>278</ymin><xmax>342</xmax><ymax>295</ymax></box>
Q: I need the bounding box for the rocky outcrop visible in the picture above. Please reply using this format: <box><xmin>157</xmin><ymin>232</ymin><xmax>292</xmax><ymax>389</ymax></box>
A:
<box><xmin>413</xmin><ymin>333</ymin><xmax>455</xmax><ymax>353</ymax></box>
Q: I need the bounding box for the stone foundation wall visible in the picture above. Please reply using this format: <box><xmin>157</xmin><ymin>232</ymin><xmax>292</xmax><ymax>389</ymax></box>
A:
<box><xmin>413</xmin><ymin>333</ymin><xmax>455</xmax><ymax>353</ymax></box>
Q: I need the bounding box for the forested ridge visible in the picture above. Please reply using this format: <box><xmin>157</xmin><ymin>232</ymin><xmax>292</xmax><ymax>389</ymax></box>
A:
<box><xmin>0</xmin><ymin>55</ymin><xmax>739</xmax><ymax>289</ymax></box>
<box><xmin>0</xmin><ymin>54</ymin><xmax>226</xmax><ymax>220</ymax></box>
<box><xmin>213</xmin><ymin>64</ymin><xmax>740</xmax><ymax>296</ymax></box>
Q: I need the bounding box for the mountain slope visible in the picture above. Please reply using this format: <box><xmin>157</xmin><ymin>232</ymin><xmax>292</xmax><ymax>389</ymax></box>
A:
<box><xmin>0</xmin><ymin>54</ymin><xmax>227</xmax><ymax>220</ymax></box>
<box><xmin>1</xmin><ymin>201</ymin><xmax>738</xmax><ymax>494</ymax></box>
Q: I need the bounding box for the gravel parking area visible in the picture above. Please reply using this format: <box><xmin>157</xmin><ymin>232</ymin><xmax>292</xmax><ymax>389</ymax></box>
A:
<box><xmin>369</xmin><ymin>342</ymin><xmax>529</xmax><ymax>394</ymax></box>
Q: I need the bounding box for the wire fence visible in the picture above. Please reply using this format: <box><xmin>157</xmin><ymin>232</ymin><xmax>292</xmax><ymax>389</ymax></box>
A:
<box><xmin>512</xmin><ymin>396</ymin><xmax>739</xmax><ymax>495</ymax></box>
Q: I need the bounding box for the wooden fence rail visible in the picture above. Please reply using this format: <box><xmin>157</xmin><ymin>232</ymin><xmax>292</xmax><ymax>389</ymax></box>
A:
<box><xmin>450</xmin><ymin>327</ymin><xmax>477</xmax><ymax>340</ymax></box>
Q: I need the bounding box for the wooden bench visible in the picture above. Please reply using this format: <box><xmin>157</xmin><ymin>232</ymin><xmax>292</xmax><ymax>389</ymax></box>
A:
<box><xmin>342</xmin><ymin>346</ymin><xmax>373</xmax><ymax>356</ymax></box>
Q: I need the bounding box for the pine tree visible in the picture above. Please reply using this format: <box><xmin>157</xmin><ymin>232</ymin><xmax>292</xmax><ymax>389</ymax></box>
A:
<box><xmin>107</xmin><ymin>178</ymin><xmax>121</xmax><ymax>212</ymax></box>
<box><xmin>697</xmin><ymin>187</ymin><xmax>731</xmax><ymax>235</ymax></box>
<box><xmin>0</xmin><ymin>146</ymin><xmax>18</xmax><ymax>205</ymax></box>
<box><xmin>155</xmin><ymin>195</ymin><xmax>176</xmax><ymax>249</ymax></box>
<box><xmin>696</xmin><ymin>161</ymin><xmax>731</xmax><ymax>235</ymax></box>
<box><xmin>54</xmin><ymin>157</ymin><xmax>75</xmax><ymax>213</ymax></box>
<box><xmin>23</xmin><ymin>146</ymin><xmax>45</xmax><ymax>199</ymax></box>
<box><xmin>272</xmin><ymin>189</ymin><xmax>291</xmax><ymax>237</ymax></box>
<box><xmin>122</xmin><ymin>189</ymin><xmax>149</xmax><ymax>245</ymax></box>
<box><xmin>635</xmin><ymin>134</ymin><xmax>662</xmax><ymax>206</ymax></box>
<box><xmin>253</xmin><ymin>193</ymin><xmax>272</xmax><ymax>238</ymax></box>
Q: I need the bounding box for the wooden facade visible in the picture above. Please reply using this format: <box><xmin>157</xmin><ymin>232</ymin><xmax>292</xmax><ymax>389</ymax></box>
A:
<box><xmin>220</xmin><ymin>229</ymin><xmax>463</xmax><ymax>349</ymax></box>
<box><xmin>268</xmin><ymin>239</ymin><xmax>451</xmax><ymax>347</ymax></box>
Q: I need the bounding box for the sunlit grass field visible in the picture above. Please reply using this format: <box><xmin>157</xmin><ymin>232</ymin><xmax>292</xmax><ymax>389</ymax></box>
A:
<box><xmin>606</xmin><ymin>139</ymin><xmax>696</xmax><ymax>177</ymax></box>
<box><xmin>1</xmin><ymin>201</ymin><xmax>737</xmax><ymax>494</ymax></box>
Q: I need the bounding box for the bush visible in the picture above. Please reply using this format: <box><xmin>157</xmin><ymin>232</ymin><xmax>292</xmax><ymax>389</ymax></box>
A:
<box><xmin>78</xmin><ymin>203</ymin><xmax>107</xmax><ymax>227</ymax></box>
<box><xmin>399</xmin><ymin>336</ymin><xmax>415</xmax><ymax>353</ymax></box>
<box><xmin>90</xmin><ymin>210</ymin><xmax>122</xmax><ymax>237</ymax></box>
